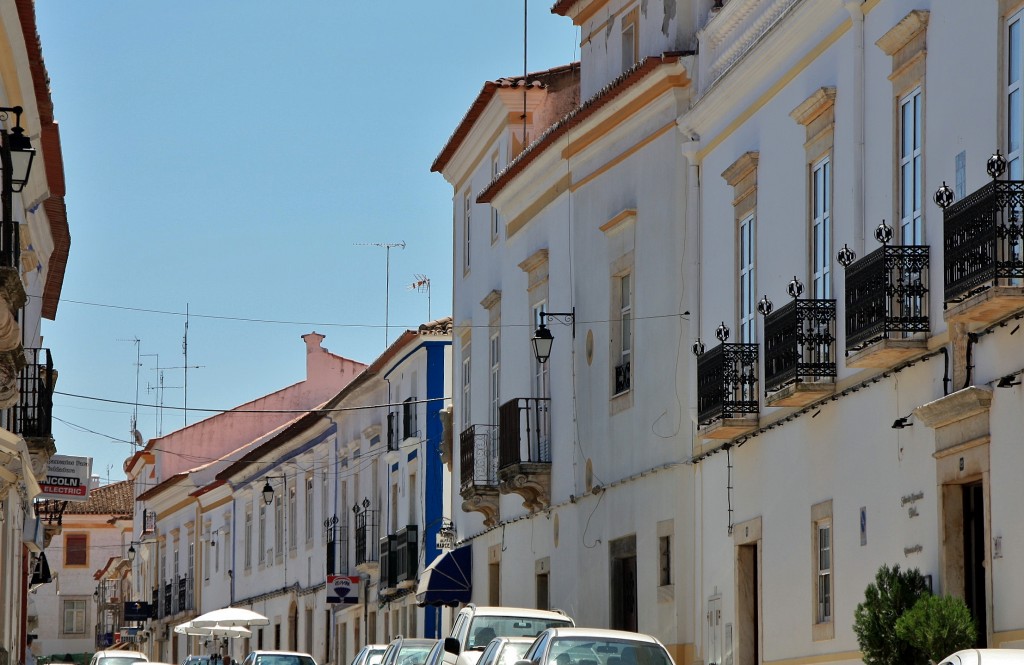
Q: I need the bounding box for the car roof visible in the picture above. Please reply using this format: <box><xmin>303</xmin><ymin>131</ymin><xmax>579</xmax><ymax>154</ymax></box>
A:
<box><xmin>940</xmin><ymin>649</ymin><xmax>1024</xmax><ymax>665</ymax></box>
<box><xmin>247</xmin><ymin>653</ymin><xmax>315</xmax><ymax>658</ymax></box>
<box><xmin>497</xmin><ymin>638</ymin><xmax>537</xmax><ymax>644</ymax></box>
<box><xmin>469</xmin><ymin>607</ymin><xmax>572</xmax><ymax>621</ymax></box>
<box><xmin>95</xmin><ymin>652</ymin><xmax>148</xmax><ymax>659</ymax></box>
<box><xmin>543</xmin><ymin>628</ymin><xmax>663</xmax><ymax>643</ymax></box>
<box><xmin>394</xmin><ymin>640</ymin><xmax>437</xmax><ymax>647</ymax></box>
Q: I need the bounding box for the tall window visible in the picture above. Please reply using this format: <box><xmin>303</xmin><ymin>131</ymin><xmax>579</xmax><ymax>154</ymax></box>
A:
<box><xmin>817</xmin><ymin>521</ymin><xmax>832</xmax><ymax>623</ymax></box>
<box><xmin>659</xmin><ymin>535</ymin><xmax>672</xmax><ymax>586</ymax></box>
<box><xmin>811</xmin><ymin>157</ymin><xmax>832</xmax><ymax>299</ymax></box>
<box><xmin>259</xmin><ymin>505</ymin><xmax>267</xmax><ymax>563</ymax></box>
<box><xmin>491</xmin><ymin>154</ymin><xmax>501</xmax><ymax>242</ymax></box>
<box><xmin>289</xmin><ymin>484</ymin><xmax>298</xmax><ymax>551</ymax></box>
<box><xmin>204</xmin><ymin>532</ymin><xmax>211</xmax><ymax>580</ymax></box>
<box><xmin>245</xmin><ymin>510</ymin><xmax>253</xmax><ymax>570</ymax></box>
<box><xmin>275</xmin><ymin>492</ymin><xmax>285</xmax><ymax>557</ymax></box>
<box><xmin>739</xmin><ymin>214</ymin><xmax>756</xmax><ymax>343</ymax></box>
<box><xmin>461</xmin><ymin>355</ymin><xmax>471</xmax><ymax>428</ymax></box>
<box><xmin>64</xmin><ymin>534</ymin><xmax>87</xmax><ymax>567</ymax></box>
<box><xmin>305</xmin><ymin>477</ymin><xmax>314</xmax><ymax>544</ymax></box>
<box><xmin>188</xmin><ymin>541</ymin><xmax>195</xmax><ymax>581</ymax></box>
<box><xmin>489</xmin><ymin>332</ymin><xmax>500</xmax><ymax>427</ymax></box>
<box><xmin>1010</xmin><ymin>13</ymin><xmax>1023</xmax><ymax>178</ymax></box>
<box><xmin>463</xmin><ymin>191</ymin><xmax>472</xmax><ymax>271</ymax></box>
<box><xmin>620</xmin><ymin>274</ymin><xmax>632</xmax><ymax>374</ymax></box>
<box><xmin>899</xmin><ymin>88</ymin><xmax>922</xmax><ymax>245</ymax></box>
<box><xmin>321</xmin><ymin>471</ymin><xmax>329</xmax><ymax>544</ymax></box>
<box><xmin>621</xmin><ymin>8</ymin><xmax>638</xmax><ymax>73</ymax></box>
<box><xmin>62</xmin><ymin>599</ymin><xmax>86</xmax><ymax>634</ymax></box>
<box><xmin>408</xmin><ymin>473</ymin><xmax>417</xmax><ymax>523</ymax></box>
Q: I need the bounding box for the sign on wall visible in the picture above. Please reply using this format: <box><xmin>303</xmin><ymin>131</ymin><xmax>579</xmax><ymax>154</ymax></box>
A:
<box><xmin>37</xmin><ymin>455</ymin><xmax>92</xmax><ymax>502</ymax></box>
<box><xmin>326</xmin><ymin>575</ymin><xmax>360</xmax><ymax>604</ymax></box>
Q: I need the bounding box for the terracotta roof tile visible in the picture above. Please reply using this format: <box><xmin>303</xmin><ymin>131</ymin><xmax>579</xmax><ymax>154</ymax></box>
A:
<box><xmin>64</xmin><ymin>480</ymin><xmax>134</xmax><ymax>517</ymax></box>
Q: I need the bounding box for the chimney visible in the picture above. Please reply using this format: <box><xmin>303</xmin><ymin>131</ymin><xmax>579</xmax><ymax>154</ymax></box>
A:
<box><xmin>302</xmin><ymin>332</ymin><xmax>328</xmax><ymax>380</ymax></box>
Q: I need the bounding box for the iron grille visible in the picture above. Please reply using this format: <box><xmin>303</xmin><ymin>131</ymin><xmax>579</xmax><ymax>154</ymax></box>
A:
<box><xmin>151</xmin><ymin>587</ymin><xmax>159</xmax><ymax>619</ymax></box>
<box><xmin>944</xmin><ymin>179</ymin><xmax>1024</xmax><ymax>302</ymax></box>
<box><xmin>845</xmin><ymin>245</ymin><xmax>930</xmax><ymax>350</ymax></box>
<box><xmin>387</xmin><ymin>412</ymin><xmax>399</xmax><ymax>451</ymax></box>
<box><xmin>697</xmin><ymin>342</ymin><xmax>758</xmax><ymax>426</ymax></box>
<box><xmin>498</xmin><ymin>397</ymin><xmax>551</xmax><ymax>469</ymax></box>
<box><xmin>763</xmin><ymin>299</ymin><xmax>836</xmax><ymax>394</ymax></box>
<box><xmin>378</xmin><ymin>534</ymin><xmax>396</xmax><ymax>589</ymax></box>
<box><xmin>354</xmin><ymin>506</ymin><xmax>379</xmax><ymax>566</ymax></box>
<box><xmin>163</xmin><ymin>582</ymin><xmax>171</xmax><ymax>616</ymax></box>
<box><xmin>177</xmin><ymin>576</ymin><xmax>187</xmax><ymax>612</ymax></box>
<box><xmin>459</xmin><ymin>424</ymin><xmax>498</xmax><ymax>491</ymax></box>
<box><xmin>614</xmin><ymin>361</ymin><xmax>631</xmax><ymax>394</ymax></box>
<box><xmin>0</xmin><ymin>348</ymin><xmax>53</xmax><ymax>438</ymax></box>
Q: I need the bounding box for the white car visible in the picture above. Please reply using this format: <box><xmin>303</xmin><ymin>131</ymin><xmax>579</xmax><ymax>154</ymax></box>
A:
<box><xmin>241</xmin><ymin>651</ymin><xmax>318</xmax><ymax>665</ymax></box>
<box><xmin>516</xmin><ymin>627</ymin><xmax>675</xmax><ymax>665</ymax></box>
<box><xmin>442</xmin><ymin>605</ymin><xmax>574</xmax><ymax>665</ymax></box>
<box><xmin>939</xmin><ymin>649</ymin><xmax>1024</xmax><ymax>665</ymax></box>
<box><xmin>89</xmin><ymin>651</ymin><xmax>149</xmax><ymax>665</ymax></box>
<box><xmin>351</xmin><ymin>645</ymin><xmax>389</xmax><ymax>665</ymax></box>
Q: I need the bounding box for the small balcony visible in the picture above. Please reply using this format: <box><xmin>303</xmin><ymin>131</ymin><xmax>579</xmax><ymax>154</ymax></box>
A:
<box><xmin>459</xmin><ymin>424</ymin><xmax>499</xmax><ymax>527</ymax></box>
<box><xmin>326</xmin><ymin>518</ymin><xmax>349</xmax><ymax>576</ymax></box>
<box><xmin>764</xmin><ymin>299</ymin><xmax>837</xmax><ymax>406</ymax></box>
<box><xmin>395</xmin><ymin>524</ymin><xmax>418</xmax><ymax>588</ymax></box>
<box><xmin>697</xmin><ymin>342</ymin><xmax>759</xmax><ymax>439</ymax></box>
<box><xmin>844</xmin><ymin>245</ymin><xmax>930</xmax><ymax>367</ymax></box>
<box><xmin>943</xmin><ymin>178</ymin><xmax>1024</xmax><ymax>323</ymax></box>
<box><xmin>354</xmin><ymin>505</ymin><xmax>379</xmax><ymax>574</ymax></box>
<box><xmin>0</xmin><ymin>348</ymin><xmax>56</xmax><ymax>482</ymax></box>
<box><xmin>497</xmin><ymin>397</ymin><xmax>551</xmax><ymax>512</ymax></box>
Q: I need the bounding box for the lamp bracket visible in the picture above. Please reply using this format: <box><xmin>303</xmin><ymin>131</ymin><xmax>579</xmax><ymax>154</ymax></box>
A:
<box><xmin>539</xmin><ymin>308</ymin><xmax>576</xmax><ymax>338</ymax></box>
<box><xmin>0</xmin><ymin>107</ymin><xmax>23</xmax><ymax>131</ymax></box>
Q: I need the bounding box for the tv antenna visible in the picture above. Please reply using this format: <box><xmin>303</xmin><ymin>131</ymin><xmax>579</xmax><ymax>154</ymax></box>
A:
<box><xmin>355</xmin><ymin>241</ymin><xmax>406</xmax><ymax>347</ymax></box>
<box><xmin>117</xmin><ymin>336</ymin><xmax>142</xmax><ymax>448</ymax></box>
<box><xmin>408</xmin><ymin>274</ymin><xmax>431</xmax><ymax>321</ymax></box>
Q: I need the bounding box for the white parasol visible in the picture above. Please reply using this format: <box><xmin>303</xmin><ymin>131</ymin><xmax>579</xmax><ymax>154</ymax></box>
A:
<box><xmin>191</xmin><ymin>607</ymin><xmax>270</xmax><ymax>628</ymax></box>
<box><xmin>174</xmin><ymin>620</ymin><xmax>252</xmax><ymax>638</ymax></box>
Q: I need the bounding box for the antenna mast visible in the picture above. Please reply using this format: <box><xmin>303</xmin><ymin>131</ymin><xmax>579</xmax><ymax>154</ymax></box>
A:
<box><xmin>408</xmin><ymin>274</ymin><xmax>432</xmax><ymax>321</ymax></box>
<box><xmin>355</xmin><ymin>241</ymin><xmax>406</xmax><ymax>347</ymax></box>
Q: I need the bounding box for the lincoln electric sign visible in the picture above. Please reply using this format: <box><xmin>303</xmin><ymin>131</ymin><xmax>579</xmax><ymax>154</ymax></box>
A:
<box><xmin>38</xmin><ymin>455</ymin><xmax>93</xmax><ymax>502</ymax></box>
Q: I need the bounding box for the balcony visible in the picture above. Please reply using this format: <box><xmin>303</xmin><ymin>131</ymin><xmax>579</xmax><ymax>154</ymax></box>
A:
<box><xmin>163</xmin><ymin>582</ymin><xmax>172</xmax><ymax>615</ymax></box>
<box><xmin>151</xmin><ymin>587</ymin><xmax>160</xmax><ymax>619</ymax></box>
<box><xmin>354</xmin><ymin>505</ymin><xmax>379</xmax><ymax>574</ymax></box>
<box><xmin>0</xmin><ymin>348</ymin><xmax>56</xmax><ymax>486</ymax></box>
<box><xmin>764</xmin><ymin>299</ymin><xmax>836</xmax><ymax>406</ymax></box>
<box><xmin>497</xmin><ymin>397</ymin><xmax>551</xmax><ymax>512</ymax></box>
<box><xmin>326</xmin><ymin>518</ymin><xmax>350</xmax><ymax>576</ymax></box>
<box><xmin>698</xmin><ymin>0</ymin><xmax>803</xmax><ymax>91</ymax></box>
<box><xmin>459</xmin><ymin>424</ymin><xmax>499</xmax><ymax>526</ymax></box>
<box><xmin>697</xmin><ymin>342</ymin><xmax>759</xmax><ymax>439</ymax></box>
<box><xmin>395</xmin><ymin>525</ymin><xmax>418</xmax><ymax>588</ymax></box>
<box><xmin>844</xmin><ymin>245</ymin><xmax>930</xmax><ymax>367</ymax></box>
<box><xmin>943</xmin><ymin>179</ymin><xmax>1024</xmax><ymax>323</ymax></box>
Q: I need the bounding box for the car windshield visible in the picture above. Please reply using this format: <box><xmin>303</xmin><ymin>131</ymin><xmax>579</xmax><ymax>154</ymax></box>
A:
<box><xmin>546</xmin><ymin>638</ymin><xmax>672</xmax><ymax>665</ymax></box>
<box><xmin>367</xmin><ymin>653</ymin><xmax>385</xmax><ymax>665</ymax></box>
<box><xmin>496</xmin><ymin>643</ymin><xmax>532</xmax><ymax>665</ymax></box>
<box><xmin>100</xmin><ymin>658</ymin><xmax>147</xmax><ymax>665</ymax></box>
<box><xmin>395</xmin><ymin>646</ymin><xmax>433</xmax><ymax>665</ymax></box>
<box><xmin>468</xmin><ymin>617</ymin><xmax>573</xmax><ymax>650</ymax></box>
<box><xmin>253</xmin><ymin>656</ymin><xmax>316</xmax><ymax>665</ymax></box>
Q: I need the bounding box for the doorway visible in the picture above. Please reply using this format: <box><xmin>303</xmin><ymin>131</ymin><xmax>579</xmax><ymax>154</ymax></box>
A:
<box><xmin>610</xmin><ymin>535</ymin><xmax>638</xmax><ymax>632</ymax></box>
<box><xmin>963</xmin><ymin>482</ymin><xmax>987</xmax><ymax>647</ymax></box>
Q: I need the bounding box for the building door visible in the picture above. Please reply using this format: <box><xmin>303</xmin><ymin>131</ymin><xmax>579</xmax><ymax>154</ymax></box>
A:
<box><xmin>736</xmin><ymin>543</ymin><xmax>759</xmax><ymax>665</ymax></box>
<box><xmin>611</xmin><ymin>556</ymin><xmax>638</xmax><ymax>631</ymax></box>
<box><xmin>963</xmin><ymin>482</ymin><xmax>987</xmax><ymax>647</ymax></box>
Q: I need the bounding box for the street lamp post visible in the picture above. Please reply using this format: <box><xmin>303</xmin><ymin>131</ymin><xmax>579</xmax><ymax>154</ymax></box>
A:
<box><xmin>0</xmin><ymin>106</ymin><xmax>35</xmax><ymax>269</ymax></box>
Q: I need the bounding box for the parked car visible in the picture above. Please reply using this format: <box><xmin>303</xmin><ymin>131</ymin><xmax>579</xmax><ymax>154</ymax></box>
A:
<box><xmin>939</xmin><ymin>649</ymin><xmax>1024</xmax><ymax>665</ymax></box>
<box><xmin>476</xmin><ymin>637</ymin><xmax>534</xmax><ymax>665</ymax></box>
<box><xmin>351</xmin><ymin>645</ymin><xmax>388</xmax><ymax>665</ymax></box>
<box><xmin>182</xmin><ymin>656</ymin><xmax>210</xmax><ymax>665</ymax></box>
<box><xmin>423</xmin><ymin>642</ymin><xmax>447</xmax><ymax>665</ymax></box>
<box><xmin>89</xmin><ymin>651</ymin><xmax>149</xmax><ymax>665</ymax></box>
<box><xmin>443</xmin><ymin>605</ymin><xmax>575</xmax><ymax>665</ymax></box>
<box><xmin>516</xmin><ymin>627</ymin><xmax>675</xmax><ymax>665</ymax></box>
<box><xmin>380</xmin><ymin>638</ymin><xmax>438</xmax><ymax>665</ymax></box>
<box><xmin>240</xmin><ymin>652</ymin><xmax>318</xmax><ymax>665</ymax></box>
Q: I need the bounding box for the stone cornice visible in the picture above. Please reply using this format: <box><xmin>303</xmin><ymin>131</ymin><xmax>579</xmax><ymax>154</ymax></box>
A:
<box><xmin>722</xmin><ymin>151</ymin><xmax>759</xmax><ymax>186</ymax></box>
<box><xmin>790</xmin><ymin>87</ymin><xmax>837</xmax><ymax>126</ymax></box>
<box><xmin>875</xmin><ymin>10</ymin><xmax>930</xmax><ymax>56</ymax></box>
<box><xmin>914</xmin><ymin>386</ymin><xmax>992</xmax><ymax>429</ymax></box>
<box><xmin>480</xmin><ymin>290</ymin><xmax>502</xmax><ymax>311</ymax></box>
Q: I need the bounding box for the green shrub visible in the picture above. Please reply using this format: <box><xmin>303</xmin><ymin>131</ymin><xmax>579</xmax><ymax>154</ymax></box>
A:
<box><xmin>896</xmin><ymin>594</ymin><xmax>977</xmax><ymax>663</ymax></box>
<box><xmin>853</xmin><ymin>564</ymin><xmax>932</xmax><ymax>665</ymax></box>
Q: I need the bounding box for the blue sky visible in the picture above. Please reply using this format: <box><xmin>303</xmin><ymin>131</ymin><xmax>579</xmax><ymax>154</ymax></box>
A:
<box><xmin>35</xmin><ymin>2</ymin><xmax>579</xmax><ymax>482</ymax></box>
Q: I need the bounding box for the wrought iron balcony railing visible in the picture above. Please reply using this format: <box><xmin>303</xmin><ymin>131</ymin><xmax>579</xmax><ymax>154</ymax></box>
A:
<box><xmin>151</xmin><ymin>587</ymin><xmax>160</xmax><ymax>619</ymax></box>
<box><xmin>845</xmin><ymin>245</ymin><xmax>929</xmax><ymax>350</ymax></box>
<box><xmin>498</xmin><ymin>397</ymin><xmax>551</xmax><ymax>469</ymax></box>
<box><xmin>697</xmin><ymin>342</ymin><xmax>759</xmax><ymax>426</ymax></box>
<box><xmin>943</xmin><ymin>179</ymin><xmax>1024</xmax><ymax>303</ymax></box>
<box><xmin>163</xmin><ymin>582</ymin><xmax>172</xmax><ymax>615</ymax></box>
<box><xmin>763</xmin><ymin>299</ymin><xmax>836</xmax><ymax>393</ymax></box>
<box><xmin>614</xmin><ymin>361</ymin><xmax>631</xmax><ymax>394</ymax></box>
<box><xmin>354</xmin><ymin>507</ymin><xmax>379</xmax><ymax>566</ymax></box>
<box><xmin>460</xmin><ymin>424</ymin><xmax>498</xmax><ymax>491</ymax></box>
<box><xmin>0</xmin><ymin>347</ymin><xmax>53</xmax><ymax>438</ymax></box>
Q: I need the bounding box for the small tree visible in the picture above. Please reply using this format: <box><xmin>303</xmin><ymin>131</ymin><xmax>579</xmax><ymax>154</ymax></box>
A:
<box><xmin>896</xmin><ymin>594</ymin><xmax>977</xmax><ymax>664</ymax></box>
<box><xmin>853</xmin><ymin>564</ymin><xmax>932</xmax><ymax>665</ymax></box>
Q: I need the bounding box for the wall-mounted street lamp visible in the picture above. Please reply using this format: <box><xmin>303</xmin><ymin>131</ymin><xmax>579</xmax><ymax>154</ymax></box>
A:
<box><xmin>531</xmin><ymin>308</ymin><xmax>576</xmax><ymax>364</ymax></box>
<box><xmin>262</xmin><ymin>475</ymin><xmax>287</xmax><ymax>506</ymax></box>
<box><xmin>0</xmin><ymin>106</ymin><xmax>35</xmax><ymax>270</ymax></box>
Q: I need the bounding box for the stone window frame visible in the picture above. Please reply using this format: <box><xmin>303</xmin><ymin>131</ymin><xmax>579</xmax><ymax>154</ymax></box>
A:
<box><xmin>876</xmin><ymin>10</ymin><xmax>929</xmax><ymax>245</ymax></box>
<box><xmin>811</xmin><ymin>499</ymin><xmax>835</xmax><ymax>641</ymax></box>
<box><xmin>723</xmin><ymin>152</ymin><xmax>759</xmax><ymax>344</ymax></box>
<box><xmin>519</xmin><ymin>249</ymin><xmax>551</xmax><ymax>400</ymax></box>
<box><xmin>481</xmin><ymin>290</ymin><xmax>502</xmax><ymax>429</ymax></box>
<box><xmin>791</xmin><ymin>88</ymin><xmax>836</xmax><ymax>300</ymax></box>
<box><xmin>1003</xmin><ymin>0</ymin><xmax>1024</xmax><ymax>176</ymax></box>
<box><xmin>657</xmin><ymin>519</ymin><xmax>674</xmax><ymax>603</ymax></box>
<box><xmin>621</xmin><ymin>4</ymin><xmax>640</xmax><ymax>74</ymax></box>
<box><xmin>602</xmin><ymin>209</ymin><xmax>637</xmax><ymax>412</ymax></box>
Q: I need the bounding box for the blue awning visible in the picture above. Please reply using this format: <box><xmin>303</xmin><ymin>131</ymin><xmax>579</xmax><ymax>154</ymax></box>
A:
<box><xmin>416</xmin><ymin>544</ymin><xmax>472</xmax><ymax>606</ymax></box>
